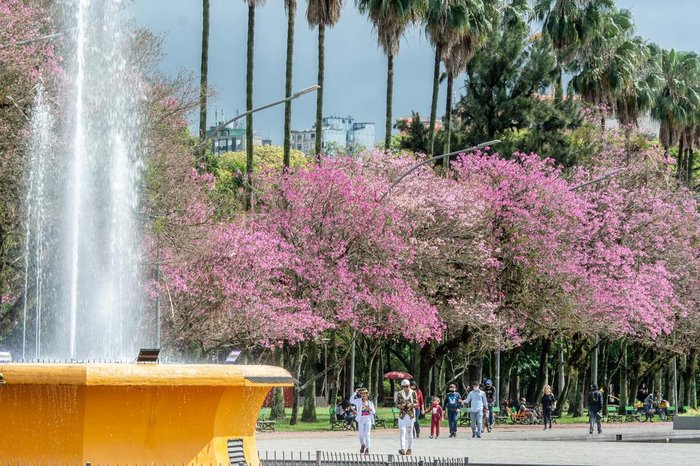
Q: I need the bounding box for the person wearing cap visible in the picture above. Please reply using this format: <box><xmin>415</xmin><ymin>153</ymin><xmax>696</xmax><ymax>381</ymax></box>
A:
<box><xmin>483</xmin><ymin>379</ymin><xmax>495</xmax><ymax>431</ymax></box>
<box><xmin>443</xmin><ymin>383</ymin><xmax>462</xmax><ymax>437</ymax></box>
<box><xmin>395</xmin><ymin>379</ymin><xmax>417</xmax><ymax>455</ymax></box>
<box><xmin>351</xmin><ymin>388</ymin><xmax>375</xmax><ymax>455</ymax></box>
<box><xmin>409</xmin><ymin>380</ymin><xmax>424</xmax><ymax>438</ymax></box>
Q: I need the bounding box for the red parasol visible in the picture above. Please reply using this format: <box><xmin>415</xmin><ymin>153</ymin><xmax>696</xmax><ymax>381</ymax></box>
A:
<box><xmin>384</xmin><ymin>371</ymin><xmax>413</xmax><ymax>380</ymax></box>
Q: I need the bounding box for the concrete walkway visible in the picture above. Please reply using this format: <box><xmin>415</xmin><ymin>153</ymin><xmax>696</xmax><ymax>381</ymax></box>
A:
<box><xmin>256</xmin><ymin>422</ymin><xmax>700</xmax><ymax>466</ymax></box>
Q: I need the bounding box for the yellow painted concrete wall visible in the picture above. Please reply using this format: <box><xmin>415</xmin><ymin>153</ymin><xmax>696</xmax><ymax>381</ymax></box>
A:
<box><xmin>0</xmin><ymin>364</ymin><xmax>288</xmax><ymax>464</ymax></box>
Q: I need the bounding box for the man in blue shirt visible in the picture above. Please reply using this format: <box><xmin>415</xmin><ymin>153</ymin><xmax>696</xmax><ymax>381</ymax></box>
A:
<box><xmin>464</xmin><ymin>381</ymin><xmax>488</xmax><ymax>438</ymax></box>
<box><xmin>443</xmin><ymin>384</ymin><xmax>462</xmax><ymax>437</ymax></box>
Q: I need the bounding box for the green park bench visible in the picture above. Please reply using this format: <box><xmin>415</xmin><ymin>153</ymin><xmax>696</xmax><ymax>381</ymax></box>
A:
<box><xmin>605</xmin><ymin>405</ymin><xmax>623</xmax><ymax>423</ymax></box>
<box><xmin>256</xmin><ymin>408</ymin><xmax>276</xmax><ymax>432</ymax></box>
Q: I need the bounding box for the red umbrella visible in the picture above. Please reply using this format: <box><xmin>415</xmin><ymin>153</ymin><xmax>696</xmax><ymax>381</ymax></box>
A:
<box><xmin>384</xmin><ymin>371</ymin><xmax>413</xmax><ymax>380</ymax></box>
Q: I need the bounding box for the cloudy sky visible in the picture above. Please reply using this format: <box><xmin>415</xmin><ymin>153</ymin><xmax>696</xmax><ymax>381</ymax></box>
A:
<box><xmin>128</xmin><ymin>0</ymin><xmax>700</xmax><ymax>145</ymax></box>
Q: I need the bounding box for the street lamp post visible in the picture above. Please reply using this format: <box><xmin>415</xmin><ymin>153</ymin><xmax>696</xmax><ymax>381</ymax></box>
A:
<box><xmin>379</xmin><ymin>140</ymin><xmax>501</xmax><ymax>201</ymax></box>
<box><xmin>195</xmin><ymin>85</ymin><xmax>320</xmax><ymax>151</ymax></box>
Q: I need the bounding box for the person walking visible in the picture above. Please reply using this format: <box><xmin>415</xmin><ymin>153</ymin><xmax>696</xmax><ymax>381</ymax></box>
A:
<box><xmin>395</xmin><ymin>379</ymin><xmax>417</xmax><ymax>455</ymax></box>
<box><xmin>588</xmin><ymin>384</ymin><xmax>603</xmax><ymax>434</ymax></box>
<box><xmin>410</xmin><ymin>381</ymin><xmax>424</xmax><ymax>438</ymax></box>
<box><xmin>443</xmin><ymin>384</ymin><xmax>462</xmax><ymax>437</ymax></box>
<box><xmin>541</xmin><ymin>384</ymin><xmax>556</xmax><ymax>430</ymax></box>
<box><xmin>351</xmin><ymin>388</ymin><xmax>375</xmax><ymax>455</ymax></box>
<box><xmin>428</xmin><ymin>396</ymin><xmax>444</xmax><ymax>438</ymax></box>
<box><xmin>464</xmin><ymin>381</ymin><xmax>488</xmax><ymax>438</ymax></box>
<box><xmin>483</xmin><ymin>379</ymin><xmax>495</xmax><ymax>431</ymax></box>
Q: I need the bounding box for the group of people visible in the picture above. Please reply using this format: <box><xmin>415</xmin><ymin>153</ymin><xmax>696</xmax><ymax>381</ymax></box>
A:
<box><xmin>337</xmin><ymin>378</ymin><xmax>618</xmax><ymax>456</ymax></box>
<box><xmin>636</xmin><ymin>382</ymin><xmax>671</xmax><ymax>421</ymax></box>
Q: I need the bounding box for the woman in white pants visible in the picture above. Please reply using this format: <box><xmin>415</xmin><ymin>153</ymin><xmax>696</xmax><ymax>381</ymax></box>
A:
<box><xmin>395</xmin><ymin>379</ymin><xmax>417</xmax><ymax>455</ymax></box>
<box><xmin>352</xmin><ymin>388</ymin><xmax>376</xmax><ymax>454</ymax></box>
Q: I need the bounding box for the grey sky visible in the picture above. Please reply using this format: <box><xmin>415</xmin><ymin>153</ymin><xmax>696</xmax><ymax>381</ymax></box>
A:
<box><xmin>128</xmin><ymin>0</ymin><xmax>700</xmax><ymax>145</ymax></box>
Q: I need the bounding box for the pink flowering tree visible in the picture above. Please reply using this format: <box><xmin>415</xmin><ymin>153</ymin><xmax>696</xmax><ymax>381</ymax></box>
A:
<box><xmin>0</xmin><ymin>0</ymin><xmax>61</xmax><ymax>321</ymax></box>
<box><xmin>159</xmin><ymin>159</ymin><xmax>442</xmax><ymax>352</ymax></box>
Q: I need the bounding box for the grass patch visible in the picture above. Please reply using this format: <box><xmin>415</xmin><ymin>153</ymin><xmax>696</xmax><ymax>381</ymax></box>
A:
<box><xmin>263</xmin><ymin>408</ymin><xmax>598</xmax><ymax>432</ymax></box>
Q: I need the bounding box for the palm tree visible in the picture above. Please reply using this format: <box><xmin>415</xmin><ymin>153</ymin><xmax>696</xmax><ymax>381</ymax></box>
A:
<box><xmin>442</xmin><ymin>33</ymin><xmax>477</xmax><ymax>159</ymax></box>
<box><xmin>283</xmin><ymin>0</ymin><xmax>297</xmax><ymax>170</ymax></box>
<box><xmin>307</xmin><ymin>0</ymin><xmax>344</xmax><ymax>159</ymax></box>
<box><xmin>357</xmin><ymin>0</ymin><xmax>427</xmax><ymax>150</ymax></box>
<box><xmin>198</xmin><ymin>0</ymin><xmax>210</xmax><ymax>162</ymax></box>
<box><xmin>534</xmin><ymin>0</ymin><xmax>614</xmax><ymax>102</ymax></box>
<box><xmin>432</xmin><ymin>0</ymin><xmax>493</xmax><ymax>161</ymax></box>
<box><xmin>424</xmin><ymin>0</ymin><xmax>473</xmax><ymax>156</ymax></box>
<box><xmin>243</xmin><ymin>0</ymin><xmax>267</xmax><ymax>210</ymax></box>
<box><xmin>570</xmin><ymin>8</ymin><xmax>647</xmax><ymax>127</ymax></box>
<box><xmin>651</xmin><ymin>50</ymin><xmax>700</xmax><ymax>182</ymax></box>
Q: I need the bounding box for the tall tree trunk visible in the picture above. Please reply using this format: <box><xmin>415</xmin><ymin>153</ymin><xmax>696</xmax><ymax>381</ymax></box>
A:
<box><xmin>533</xmin><ymin>338</ymin><xmax>552</xmax><ymax>402</ymax></box>
<box><xmin>682</xmin><ymin>351</ymin><xmax>697</xmax><ymax>409</ymax></box>
<box><xmin>384</xmin><ymin>52</ymin><xmax>394</xmax><ymax>150</ymax></box>
<box><xmin>283</xmin><ymin>0</ymin><xmax>296</xmax><ymax>170</ymax></box>
<box><xmin>198</xmin><ymin>0</ymin><xmax>210</xmax><ymax>162</ymax></box>
<box><xmin>467</xmin><ymin>353</ymin><xmax>483</xmax><ymax>386</ymax></box>
<box><xmin>301</xmin><ymin>344</ymin><xmax>317</xmax><ymax>422</ymax></box>
<box><xmin>687</xmin><ymin>147</ymin><xmax>695</xmax><ymax>186</ymax></box>
<box><xmin>619</xmin><ymin>341</ymin><xmax>628</xmax><ymax>413</ymax></box>
<box><xmin>443</xmin><ymin>68</ymin><xmax>454</xmax><ymax>167</ymax></box>
<box><xmin>677</xmin><ymin>138</ymin><xmax>686</xmax><ymax>180</ymax></box>
<box><xmin>554</xmin><ymin>64</ymin><xmax>564</xmax><ymax>104</ymax></box>
<box><xmin>289</xmin><ymin>345</ymin><xmax>303</xmax><ymax>425</ymax></box>
<box><xmin>270</xmin><ymin>347</ymin><xmax>286</xmax><ymax>420</ymax></box>
<box><xmin>314</xmin><ymin>23</ymin><xmax>325</xmax><ymax>159</ymax></box>
<box><xmin>600</xmin><ymin>341</ymin><xmax>609</xmax><ymax>414</ymax></box>
<box><xmin>245</xmin><ymin>3</ymin><xmax>255</xmax><ymax>210</ymax></box>
<box><xmin>428</xmin><ymin>45</ymin><xmax>442</xmax><ymax>156</ymax></box>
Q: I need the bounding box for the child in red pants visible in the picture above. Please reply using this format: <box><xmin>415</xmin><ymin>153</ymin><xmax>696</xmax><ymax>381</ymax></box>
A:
<box><xmin>429</xmin><ymin>396</ymin><xmax>444</xmax><ymax>438</ymax></box>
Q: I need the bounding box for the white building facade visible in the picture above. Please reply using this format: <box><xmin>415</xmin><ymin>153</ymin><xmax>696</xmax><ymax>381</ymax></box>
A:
<box><xmin>291</xmin><ymin>115</ymin><xmax>375</xmax><ymax>156</ymax></box>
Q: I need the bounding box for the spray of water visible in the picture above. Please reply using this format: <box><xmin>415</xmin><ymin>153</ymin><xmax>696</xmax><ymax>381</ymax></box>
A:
<box><xmin>23</xmin><ymin>0</ymin><xmax>146</xmax><ymax>361</ymax></box>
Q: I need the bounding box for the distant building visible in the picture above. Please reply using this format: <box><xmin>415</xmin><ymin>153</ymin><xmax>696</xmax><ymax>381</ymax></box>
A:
<box><xmin>208</xmin><ymin>120</ymin><xmax>269</xmax><ymax>155</ymax></box>
<box><xmin>209</xmin><ymin>123</ymin><xmax>245</xmax><ymax>155</ymax></box>
<box><xmin>291</xmin><ymin>115</ymin><xmax>375</xmax><ymax>156</ymax></box>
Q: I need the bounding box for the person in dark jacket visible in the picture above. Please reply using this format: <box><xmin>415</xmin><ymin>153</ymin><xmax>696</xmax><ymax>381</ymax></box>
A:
<box><xmin>541</xmin><ymin>384</ymin><xmax>556</xmax><ymax>430</ymax></box>
<box><xmin>443</xmin><ymin>384</ymin><xmax>462</xmax><ymax>437</ymax></box>
<box><xmin>588</xmin><ymin>384</ymin><xmax>603</xmax><ymax>434</ymax></box>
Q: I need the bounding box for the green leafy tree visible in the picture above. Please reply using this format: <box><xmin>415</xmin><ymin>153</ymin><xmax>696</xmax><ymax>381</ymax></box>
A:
<box><xmin>357</xmin><ymin>0</ymin><xmax>427</xmax><ymax>150</ymax></box>
<box><xmin>651</xmin><ymin>49</ymin><xmax>700</xmax><ymax>183</ymax></box>
<box><xmin>533</xmin><ymin>0</ymin><xmax>614</xmax><ymax>102</ymax></box>
<box><xmin>307</xmin><ymin>0</ymin><xmax>344</xmax><ymax>159</ymax></box>
<box><xmin>454</xmin><ymin>6</ymin><xmax>584</xmax><ymax>166</ymax></box>
<box><xmin>424</xmin><ymin>0</ymin><xmax>491</xmax><ymax>156</ymax></box>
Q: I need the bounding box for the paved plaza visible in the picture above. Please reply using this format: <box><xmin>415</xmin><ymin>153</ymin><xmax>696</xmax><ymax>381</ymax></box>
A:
<box><xmin>257</xmin><ymin>422</ymin><xmax>700</xmax><ymax>466</ymax></box>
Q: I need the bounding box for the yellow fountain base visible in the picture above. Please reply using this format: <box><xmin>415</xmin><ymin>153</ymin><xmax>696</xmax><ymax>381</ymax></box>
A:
<box><xmin>0</xmin><ymin>363</ymin><xmax>294</xmax><ymax>464</ymax></box>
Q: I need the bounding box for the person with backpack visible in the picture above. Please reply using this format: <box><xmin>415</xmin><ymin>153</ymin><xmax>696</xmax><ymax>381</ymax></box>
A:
<box><xmin>443</xmin><ymin>384</ymin><xmax>462</xmax><ymax>437</ymax></box>
<box><xmin>588</xmin><ymin>384</ymin><xmax>603</xmax><ymax>434</ymax></box>
<box><xmin>483</xmin><ymin>379</ymin><xmax>495</xmax><ymax>431</ymax></box>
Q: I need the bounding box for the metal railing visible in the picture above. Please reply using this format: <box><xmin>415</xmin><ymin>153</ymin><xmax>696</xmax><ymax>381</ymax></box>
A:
<box><xmin>258</xmin><ymin>451</ymin><xmax>470</xmax><ymax>466</ymax></box>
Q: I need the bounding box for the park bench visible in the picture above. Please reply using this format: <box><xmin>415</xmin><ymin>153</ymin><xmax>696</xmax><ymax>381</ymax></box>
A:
<box><xmin>624</xmin><ymin>405</ymin><xmax>641</xmax><ymax>422</ymax></box>
<box><xmin>329</xmin><ymin>407</ymin><xmax>351</xmax><ymax>431</ymax></box>
<box><xmin>390</xmin><ymin>406</ymin><xmax>400</xmax><ymax>428</ymax></box>
<box><xmin>373</xmin><ymin>414</ymin><xmax>387</xmax><ymax>428</ymax></box>
<box><xmin>605</xmin><ymin>405</ymin><xmax>623</xmax><ymax>423</ymax></box>
<box><xmin>256</xmin><ymin>408</ymin><xmax>276</xmax><ymax>432</ymax></box>
<box><xmin>458</xmin><ymin>411</ymin><xmax>471</xmax><ymax>427</ymax></box>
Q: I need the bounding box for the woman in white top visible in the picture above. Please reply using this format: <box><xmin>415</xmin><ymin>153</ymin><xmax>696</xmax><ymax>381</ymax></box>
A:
<box><xmin>351</xmin><ymin>388</ymin><xmax>376</xmax><ymax>454</ymax></box>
